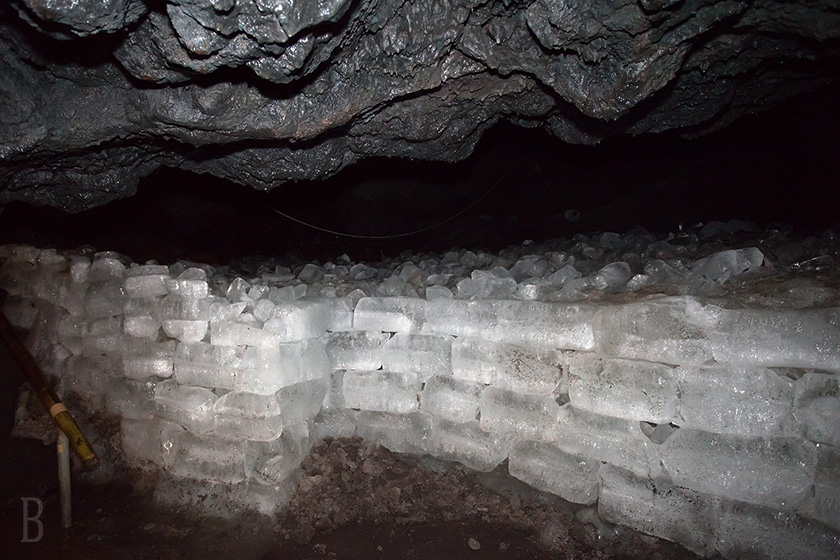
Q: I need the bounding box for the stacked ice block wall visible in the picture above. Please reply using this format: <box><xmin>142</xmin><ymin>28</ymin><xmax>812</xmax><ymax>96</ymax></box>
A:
<box><xmin>1</xmin><ymin>243</ymin><xmax>838</xmax><ymax>559</ymax></box>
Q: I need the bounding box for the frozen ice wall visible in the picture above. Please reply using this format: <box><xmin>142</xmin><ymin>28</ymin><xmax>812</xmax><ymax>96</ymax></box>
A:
<box><xmin>2</xmin><ymin>224</ymin><xmax>839</xmax><ymax>559</ymax></box>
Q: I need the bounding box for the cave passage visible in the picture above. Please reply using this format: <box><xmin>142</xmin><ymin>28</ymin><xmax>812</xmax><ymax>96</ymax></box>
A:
<box><xmin>0</xmin><ymin>83</ymin><xmax>838</xmax><ymax>266</ymax></box>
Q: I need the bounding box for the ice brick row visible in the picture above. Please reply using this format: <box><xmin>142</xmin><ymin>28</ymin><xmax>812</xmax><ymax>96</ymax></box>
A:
<box><xmin>593</xmin><ymin>296</ymin><xmax>840</xmax><ymax>371</ymax></box>
<box><xmin>354</xmin><ymin>297</ymin><xmax>596</xmax><ymax>350</ymax></box>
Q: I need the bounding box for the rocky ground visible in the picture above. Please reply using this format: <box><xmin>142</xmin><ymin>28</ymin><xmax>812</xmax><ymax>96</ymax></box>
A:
<box><xmin>0</xmin><ymin>433</ymin><xmax>709</xmax><ymax>560</ymax></box>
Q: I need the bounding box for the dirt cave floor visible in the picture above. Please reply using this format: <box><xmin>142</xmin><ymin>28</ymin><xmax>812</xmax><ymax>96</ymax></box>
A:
<box><xmin>0</xmin><ymin>436</ymin><xmax>709</xmax><ymax>560</ymax></box>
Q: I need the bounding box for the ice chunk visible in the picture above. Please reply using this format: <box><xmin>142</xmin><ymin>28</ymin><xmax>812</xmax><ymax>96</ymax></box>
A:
<box><xmin>124</xmin><ymin>315</ymin><xmax>161</xmax><ymax>338</ymax></box>
<box><xmin>89</xmin><ymin>257</ymin><xmax>126</xmax><ymax>283</ymax></box>
<box><xmin>552</xmin><ymin>406</ymin><xmax>658</xmax><ymax>475</ymax></box>
<box><xmin>126</xmin><ymin>264</ymin><xmax>169</xmax><ymax>277</ymax></box>
<box><xmin>165</xmin><ymin>430</ymin><xmax>246</xmax><ymax>484</ymax></box>
<box><xmin>208</xmin><ymin>299</ymin><xmax>246</xmax><ymax>323</ymax></box>
<box><xmin>69</xmin><ymin>255</ymin><xmax>91</xmax><ymax>284</ymax></box>
<box><xmin>324</xmin><ymin>330</ymin><xmax>389</xmax><ymax>370</ymax></box>
<box><xmin>105</xmin><ymin>378</ymin><xmax>158</xmax><ymax>419</ymax></box>
<box><xmin>1</xmin><ymin>296</ymin><xmax>40</xmax><ymax>329</ymax></box>
<box><xmin>174</xmin><ymin>342</ymin><xmax>248</xmax><ymax>389</ymax></box>
<box><xmin>456</xmin><ymin>270</ymin><xmax>517</xmax><ymax>299</ymax></box>
<box><xmin>509</xmin><ymin>257</ymin><xmax>548</xmax><ymax>282</ymax></box>
<box><xmin>509</xmin><ymin>440</ymin><xmax>600</xmax><ymax>505</ymax></box>
<box><xmin>276</xmin><ymin>378</ymin><xmax>328</xmax><ymax>425</ymax></box>
<box><xmin>237</xmin><ymin>339</ymin><xmax>329</xmax><ymax>394</ymax></box>
<box><xmin>428</xmin><ymin>418</ymin><xmax>510</xmax><ymax>472</ymax></box>
<box><xmin>420</xmin><ymin>375</ymin><xmax>482</xmax><ymax>423</ymax></box>
<box><xmin>343</xmin><ymin>370</ymin><xmax>421</xmax><ymax>413</ymax></box>
<box><xmin>425</xmin><ymin>285</ymin><xmax>452</xmax><ymax>300</ymax></box>
<box><xmin>593</xmin><ymin>262</ymin><xmax>632</xmax><ymax>291</ymax></box>
<box><xmin>210</xmin><ymin>319</ymin><xmax>282</xmax><ymax>348</ymax></box>
<box><xmin>676</xmin><ymin>365</ymin><xmax>794</xmax><ymax>436</ymax></box>
<box><xmin>84</xmin><ymin>280</ymin><xmax>125</xmax><ymax>319</ymax></box>
<box><xmin>35</xmin><ymin>248</ymin><xmax>66</xmax><ymax>267</ymax></box>
<box><xmin>353</xmin><ymin>297</ymin><xmax>428</xmax><ymax>333</ymax></box>
<box><xmin>165</xmin><ymin>276</ymin><xmax>209</xmax><ymax>300</ymax></box>
<box><xmin>375</xmin><ymin>276</ymin><xmax>415</xmax><ymax>297</ymax></box>
<box><xmin>661</xmin><ymin>428</ymin><xmax>816</xmax><ymax>509</ymax></box>
<box><xmin>120</xmin><ymin>416</ymin><xmax>184</xmax><ymax>467</ymax></box>
<box><xmin>213</xmin><ymin>391</ymin><xmax>285</xmax><ymax>441</ymax></box>
<box><xmin>253</xmin><ymin>299</ymin><xmax>275</xmax><ymax>323</ymax></box>
<box><xmin>568</xmin><ymin>356</ymin><xmax>678</xmax><ymax>423</ymax></box>
<box><xmin>382</xmin><ymin>333</ymin><xmax>453</xmax><ymax>379</ymax></box>
<box><xmin>226</xmin><ymin>277</ymin><xmax>251</xmax><ymax>302</ymax></box>
<box><xmin>350</xmin><ymin>263</ymin><xmax>377</xmax><ymax>281</ymax></box>
<box><xmin>262</xmin><ymin>298</ymin><xmax>348</xmax><ymax>342</ymax></box>
<box><xmin>355</xmin><ymin>411</ymin><xmax>432</xmax><ymax>455</ymax></box>
<box><xmin>692</xmin><ymin>247</ymin><xmax>763</xmax><ymax>284</ymax></box>
<box><xmin>313</xmin><ymin>408</ymin><xmax>358</xmax><ymax>441</ymax></box>
<box><xmin>479</xmin><ymin>387</ymin><xmax>562</xmax><ymax>442</ymax></box>
<box><xmin>58</xmin><ymin>355</ymin><xmax>119</xmax><ymax>395</ymax></box>
<box><xmin>793</xmin><ymin>372</ymin><xmax>840</xmax><ymax>445</ymax></box>
<box><xmin>121</xmin><ymin>340</ymin><xmax>175</xmax><ymax>380</ymax></box>
<box><xmin>598</xmin><ymin>464</ymin><xmax>721</xmax><ymax>556</ymax></box>
<box><xmin>81</xmin><ymin>319</ymin><xmax>126</xmax><ymax>357</ymax></box>
<box><xmin>298</xmin><ymin>263</ymin><xmax>324</xmax><ymax>283</ymax></box>
<box><xmin>712</xmin><ymin>308</ymin><xmax>840</xmax><ymax>372</ymax></box>
<box><xmin>161</xmin><ymin>319</ymin><xmax>208</xmax><ymax>343</ymax></box>
<box><xmin>325</xmin><ymin>297</ymin><xmax>354</xmax><ymax>332</ymax></box>
<box><xmin>245</xmin><ymin>423</ymin><xmax>313</xmax><ymax>485</ymax></box>
<box><xmin>716</xmin><ymin>501</ymin><xmax>840</xmax><ymax>560</ymax></box>
<box><xmin>548</xmin><ymin>263</ymin><xmax>581</xmax><ymax>288</ymax></box>
<box><xmin>425</xmin><ymin>299</ymin><xmax>595</xmax><ymax>350</ymax></box>
<box><xmin>593</xmin><ymin>296</ymin><xmax>723</xmax><ymax>366</ymax></box>
<box><xmin>154</xmin><ymin>380</ymin><xmax>217</xmax><ymax>434</ymax></box>
<box><xmin>124</xmin><ymin>272</ymin><xmax>169</xmax><ymax>299</ymax></box>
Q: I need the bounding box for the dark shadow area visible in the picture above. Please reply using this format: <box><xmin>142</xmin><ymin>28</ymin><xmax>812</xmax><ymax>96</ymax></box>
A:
<box><xmin>1</xmin><ymin>82</ymin><xmax>838</xmax><ymax>265</ymax></box>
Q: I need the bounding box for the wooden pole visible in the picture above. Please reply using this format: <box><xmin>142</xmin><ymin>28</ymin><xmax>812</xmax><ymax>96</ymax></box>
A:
<box><xmin>0</xmin><ymin>305</ymin><xmax>99</xmax><ymax>467</ymax></box>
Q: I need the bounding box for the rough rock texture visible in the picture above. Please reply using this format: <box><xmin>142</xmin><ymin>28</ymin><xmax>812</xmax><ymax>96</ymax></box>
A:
<box><xmin>0</xmin><ymin>0</ymin><xmax>838</xmax><ymax>211</ymax></box>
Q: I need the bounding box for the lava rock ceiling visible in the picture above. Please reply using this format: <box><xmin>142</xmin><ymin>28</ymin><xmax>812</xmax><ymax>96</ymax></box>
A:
<box><xmin>0</xmin><ymin>0</ymin><xmax>839</xmax><ymax>212</ymax></box>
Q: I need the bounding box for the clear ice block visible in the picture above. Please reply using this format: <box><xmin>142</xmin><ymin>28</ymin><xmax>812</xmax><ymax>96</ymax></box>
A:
<box><xmin>381</xmin><ymin>333</ymin><xmax>453</xmax><ymax>379</ymax></box>
<box><xmin>342</xmin><ymin>370</ymin><xmax>421</xmax><ymax>414</ymax></box>
<box><xmin>552</xmin><ymin>405</ymin><xmax>658</xmax><ymax>476</ymax></box>
<box><xmin>661</xmin><ymin>428</ymin><xmax>816</xmax><ymax>509</ymax></box>
<box><xmin>275</xmin><ymin>378</ymin><xmax>328</xmax><ymax>425</ymax></box>
<box><xmin>479</xmin><ymin>387</ymin><xmax>562</xmax><ymax>443</ymax></box>
<box><xmin>568</xmin><ymin>355</ymin><xmax>678</xmax><ymax>423</ymax></box>
<box><xmin>716</xmin><ymin>501</ymin><xmax>840</xmax><ymax>560</ymax></box>
<box><xmin>712</xmin><ymin>308</ymin><xmax>840</xmax><ymax>372</ymax></box>
<box><xmin>428</xmin><ymin>417</ymin><xmax>510</xmax><ymax>472</ymax></box>
<box><xmin>324</xmin><ymin>330</ymin><xmax>389</xmax><ymax>370</ymax></box>
<box><xmin>593</xmin><ymin>296</ymin><xmax>723</xmax><ymax>366</ymax></box>
<box><xmin>244</xmin><ymin>423</ymin><xmax>313</xmax><ymax>485</ymax></box>
<box><xmin>509</xmin><ymin>440</ymin><xmax>600</xmax><ymax>505</ymax></box>
<box><xmin>793</xmin><ymin>372</ymin><xmax>840</xmax><ymax>445</ymax></box>
<box><xmin>451</xmin><ymin>337</ymin><xmax>565</xmax><ymax>394</ymax></box>
<box><xmin>153</xmin><ymin>379</ymin><xmax>218</xmax><ymax>434</ymax></box>
<box><xmin>598</xmin><ymin>464</ymin><xmax>721</xmax><ymax>556</ymax></box>
<box><xmin>236</xmin><ymin>339</ymin><xmax>329</xmax><ymax>394</ymax></box>
<box><xmin>419</xmin><ymin>375</ymin><xmax>482</xmax><ymax>423</ymax></box>
<box><xmin>353</xmin><ymin>297</ymin><xmax>428</xmax><ymax>333</ymax></box>
<box><xmin>425</xmin><ymin>299</ymin><xmax>595</xmax><ymax>350</ymax></box>
<box><xmin>676</xmin><ymin>365</ymin><xmax>795</xmax><ymax>437</ymax></box>
<box><xmin>355</xmin><ymin>411</ymin><xmax>432</xmax><ymax>455</ymax></box>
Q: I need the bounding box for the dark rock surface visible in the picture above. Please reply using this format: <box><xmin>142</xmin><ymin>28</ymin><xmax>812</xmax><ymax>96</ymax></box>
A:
<box><xmin>0</xmin><ymin>0</ymin><xmax>838</xmax><ymax>211</ymax></box>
